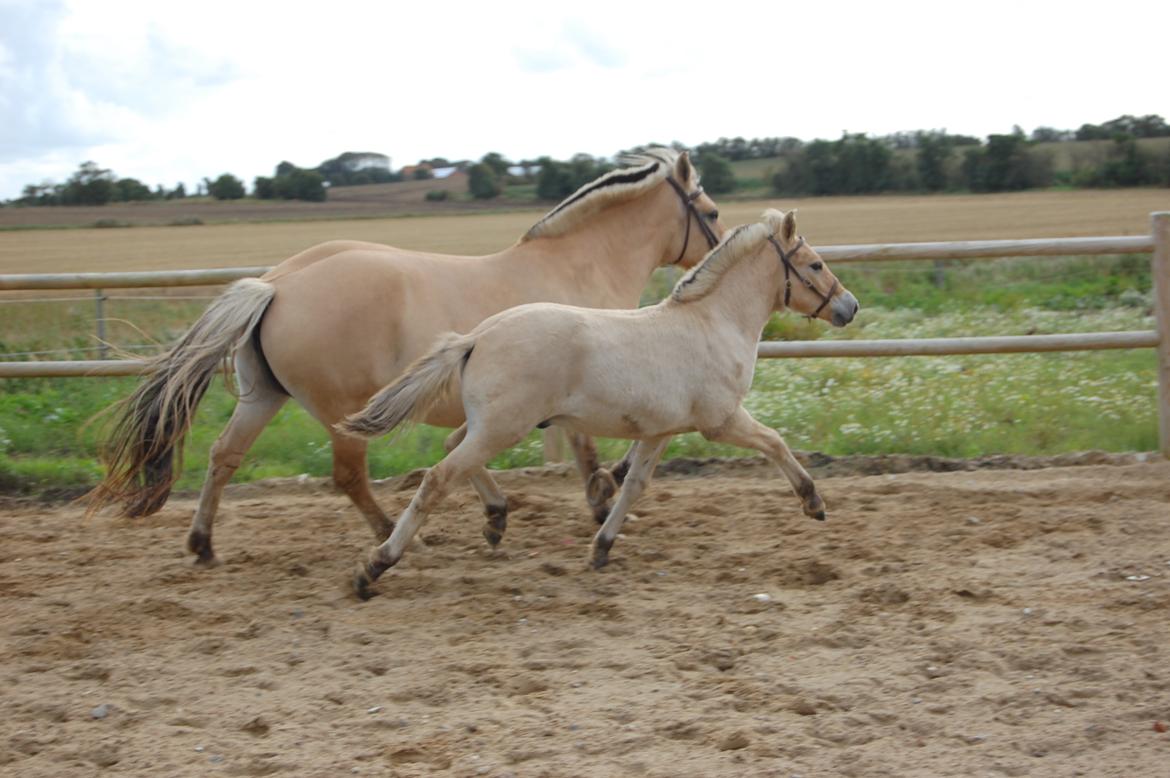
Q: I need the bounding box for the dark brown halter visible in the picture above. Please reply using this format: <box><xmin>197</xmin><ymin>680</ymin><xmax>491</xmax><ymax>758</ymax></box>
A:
<box><xmin>767</xmin><ymin>235</ymin><xmax>839</xmax><ymax>318</ymax></box>
<box><xmin>664</xmin><ymin>176</ymin><xmax>720</xmax><ymax>264</ymax></box>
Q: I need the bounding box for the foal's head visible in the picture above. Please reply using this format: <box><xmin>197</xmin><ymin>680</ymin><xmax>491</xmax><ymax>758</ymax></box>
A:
<box><xmin>763</xmin><ymin>210</ymin><xmax>859</xmax><ymax>327</ymax></box>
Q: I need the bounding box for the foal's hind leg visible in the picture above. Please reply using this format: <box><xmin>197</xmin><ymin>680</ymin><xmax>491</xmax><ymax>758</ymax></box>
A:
<box><xmin>187</xmin><ymin>385</ymin><xmax>287</xmax><ymax>566</ymax></box>
<box><xmin>329</xmin><ymin>432</ymin><xmax>395</xmax><ymax>541</ymax></box>
<box><xmin>353</xmin><ymin>427</ymin><xmax>508</xmax><ymax>599</ymax></box>
<box><xmin>590</xmin><ymin>436</ymin><xmax>670</xmax><ymax>569</ymax></box>
<box><xmin>444</xmin><ymin>424</ymin><xmax>509</xmax><ymax>547</ymax></box>
<box><xmin>702</xmin><ymin>406</ymin><xmax>825</xmax><ymax>521</ymax></box>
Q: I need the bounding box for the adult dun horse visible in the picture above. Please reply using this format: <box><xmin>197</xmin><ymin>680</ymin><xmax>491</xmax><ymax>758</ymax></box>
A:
<box><xmin>340</xmin><ymin>209</ymin><xmax>859</xmax><ymax>598</ymax></box>
<box><xmin>89</xmin><ymin>150</ymin><xmax>724</xmax><ymax>566</ymax></box>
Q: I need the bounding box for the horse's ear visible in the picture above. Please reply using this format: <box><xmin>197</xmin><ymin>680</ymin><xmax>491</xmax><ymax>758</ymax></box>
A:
<box><xmin>675</xmin><ymin>151</ymin><xmax>693</xmax><ymax>184</ymax></box>
<box><xmin>782</xmin><ymin>210</ymin><xmax>797</xmax><ymax>242</ymax></box>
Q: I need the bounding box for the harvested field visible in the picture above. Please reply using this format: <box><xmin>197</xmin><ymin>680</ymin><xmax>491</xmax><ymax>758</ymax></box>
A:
<box><xmin>2</xmin><ymin>457</ymin><xmax>1168</xmax><ymax>776</ymax></box>
<box><xmin>1</xmin><ymin>189</ymin><xmax>1166</xmax><ymax>275</ymax></box>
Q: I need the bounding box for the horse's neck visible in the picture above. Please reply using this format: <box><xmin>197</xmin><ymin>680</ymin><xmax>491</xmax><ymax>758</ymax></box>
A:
<box><xmin>505</xmin><ymin>190</ymin><xmax>675</xmax><ymax>309</ymax></box>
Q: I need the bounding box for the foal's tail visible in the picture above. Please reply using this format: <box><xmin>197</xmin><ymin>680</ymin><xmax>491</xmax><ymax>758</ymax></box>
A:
<box><xmin>85</xmin><ymin>278</ymin><xmax>277</xmax><ymax>517</ymax></box>
<box><xmin>338</xmin><ymin>332</ymin><xmax>476</xmax><ymax>439</ymax></box>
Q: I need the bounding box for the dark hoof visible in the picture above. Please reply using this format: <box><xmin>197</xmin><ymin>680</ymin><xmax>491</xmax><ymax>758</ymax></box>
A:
<box><xmin>353</xmin><ymin>565</ymin><xmax>377</xmax><ymax>601</ymax></box>
<box><xmin>586</xmin><ymin>470</ymin><xmax>617</xmax><ymax>510</ymax></box>
<box><xmin>124</xmin><ymin>488</ymin><xmax>171</xmax><ymax>518</ymax></box>
<box><xmin>193</xmin><ymin>553</ymin><xmax>222</xmax><ymax>568</ymax></box>
<box><xmin>591</xmin><ymin>504</ymin><xmax>611</xmax><ymax>526</ymax></box>
<box><xmin>483</xmin><ymin>504</ymin><xmax>507</xmax><ymax>547</ymax></box>
<box><xmin>353</xmin><ymin>556</ymin><xmax>391</xmax><ymax>601</ymax></box>
<box><xmin>187</xmin><ymin>531</ymin><xmax>219</xmax><ymax>566</ymax></box>
<box><xmin>803</xmin><ymin>492</ymin><xmax>826</xmax><ymax>521</ymax></box>
<box><xmin>610</xmin><ymin>459</ymin><xmax>631</xmax><ymax>487</ymax></box>
<box><xmin>590</xmin><ymin>535</ymin><xmax>614</xmax><ymax>569</ymax></box>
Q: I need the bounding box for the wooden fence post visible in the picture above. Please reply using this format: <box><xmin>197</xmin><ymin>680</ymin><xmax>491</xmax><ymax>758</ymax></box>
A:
<box><xmin>1152</xmin><ymin>212</ymin><xmax>1170</xmax><ymax>458</ymax></box>
<box><xmin>95</xmin><ymin>288</ymin><xmax>108</xmax><ymax>359</ymax></box>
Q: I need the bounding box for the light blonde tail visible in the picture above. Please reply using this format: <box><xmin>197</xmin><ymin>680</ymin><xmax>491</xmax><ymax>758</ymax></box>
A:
<box><xmin>338</xmin><ymin>332</ymin><xmax>476</xmax><ymax>439</ymax></box>
<box><xmin>86</xmin><ymin>278</ymin><xmax>276</xmax><ymax>517</ymax></box>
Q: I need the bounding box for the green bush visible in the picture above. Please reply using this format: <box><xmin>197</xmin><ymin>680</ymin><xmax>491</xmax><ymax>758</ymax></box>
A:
<box><xmin>468</xmin><ymin>163</ymin><xmax>502</xmax><ymax>199</ymax></box>
<box><xmin>205</xmin><ymin>173</ymin><xmax>246</xmax><ymax>200</ymax></box>
<box><xmin>425</xmin><ymin>189</ymin><xmax>450</xmax><ymax>202</ymax></box>
<box><xmin>698</xmin><ymin>153</ymin><xmax>736</xmax><ymax>194</ymax></box>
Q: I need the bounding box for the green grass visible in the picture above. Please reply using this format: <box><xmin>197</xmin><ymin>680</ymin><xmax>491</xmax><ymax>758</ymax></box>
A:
<box><xmin>0</xmin><ymin>252</ymin><xmax>1160</xmax><ymax>495</ymax></box>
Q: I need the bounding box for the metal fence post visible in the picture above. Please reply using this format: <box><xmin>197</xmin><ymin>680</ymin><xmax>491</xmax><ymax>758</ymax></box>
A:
<box><xmin>1152</xmin><ymin>212</ymin><xmax>1170</xmax><ymax>458</ymax></box>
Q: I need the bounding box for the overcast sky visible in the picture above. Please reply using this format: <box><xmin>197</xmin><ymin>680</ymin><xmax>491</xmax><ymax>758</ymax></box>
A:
<box><xmin>0</xmin><ymin>0</ymin><xmax>1166</xmax><ymax>200</ymax></box>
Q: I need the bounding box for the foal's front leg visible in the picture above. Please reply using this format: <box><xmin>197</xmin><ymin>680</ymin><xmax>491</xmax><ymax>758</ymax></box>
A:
<box><xmin>590</xmin><ymin>436</ymin><xmax>670</xmax><ymax>569</ymax></box>
<box><xmin>702</xmin><ymin>406</ymin><xmax>824</xmax><ymax>520</ymax></box>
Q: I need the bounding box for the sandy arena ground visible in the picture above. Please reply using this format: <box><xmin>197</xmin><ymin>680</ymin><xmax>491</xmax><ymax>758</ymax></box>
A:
<box><xmin>1</xmin><ymin>456</ymin><xmax>1169</xmax><ymax>777</ymax></box>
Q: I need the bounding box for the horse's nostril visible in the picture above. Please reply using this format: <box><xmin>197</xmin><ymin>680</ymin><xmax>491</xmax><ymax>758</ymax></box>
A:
<box><xmin>852</xmin><ymin>301</ymin><xmax>860</xmax><ymax>315</ymax></box>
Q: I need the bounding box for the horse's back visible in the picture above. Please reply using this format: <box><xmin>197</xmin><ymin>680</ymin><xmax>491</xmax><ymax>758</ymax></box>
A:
<box><xmin>256</xmin><ymin>244</ymin><xmax>505</xmax><ymax>424</ymax></box>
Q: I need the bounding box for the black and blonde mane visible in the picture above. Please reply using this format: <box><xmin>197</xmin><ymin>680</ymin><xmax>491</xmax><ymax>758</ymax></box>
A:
<box><xmin>670</xmin><ymin>210</ymin><xmax>786</xmax><ymax>302</ymax></box>
<box><xmin>523</xmin><ymin>149</ymin><xmax>685</xmax><ymax>241</ymax></box>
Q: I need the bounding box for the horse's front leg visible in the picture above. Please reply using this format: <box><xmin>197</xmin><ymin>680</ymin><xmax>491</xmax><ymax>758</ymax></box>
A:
<box><xmin>702</xmin><ymin>406</ymin><xmax>824</xmax><ymax>521</ymax></box>
<box><xmin>590</xmin><ymin>436</ymin><xmax>670</xmax><ymax>569</ymax></box>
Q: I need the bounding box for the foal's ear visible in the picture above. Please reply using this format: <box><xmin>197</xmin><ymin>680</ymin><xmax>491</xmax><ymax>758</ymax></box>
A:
<box><xmin>781</xmin><ymin>210</ymin><xmax>798</xmax><ymax>243</ymax></box>
<box><xmin>675</xmin><ymin>151</ymin><xmax>694</xmax><ymax>184</ymax></box>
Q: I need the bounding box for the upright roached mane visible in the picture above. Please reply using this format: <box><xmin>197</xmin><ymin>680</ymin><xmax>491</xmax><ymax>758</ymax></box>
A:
<box><xmin>523</xmin><ymin>149</ymin><xmax>688</xmax><ymax>241</ymax></box>
<box><xmin>671</xmin><ymin>210</ymin><xmax>786</xmax><ymax>302</ymax></box>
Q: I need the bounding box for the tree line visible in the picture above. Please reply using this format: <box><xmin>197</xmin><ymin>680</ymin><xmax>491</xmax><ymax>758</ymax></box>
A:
<box><xmin>7</xmin><ymin>114</ymin><xmax>1168</xmax><ymax>208</ymax></box>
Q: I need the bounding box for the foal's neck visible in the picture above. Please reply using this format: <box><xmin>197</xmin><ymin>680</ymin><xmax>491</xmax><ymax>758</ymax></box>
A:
<box><xmin>684</xmin><ymin>243</ymin><xmax>780</xmax><ymax>347</ymax></box>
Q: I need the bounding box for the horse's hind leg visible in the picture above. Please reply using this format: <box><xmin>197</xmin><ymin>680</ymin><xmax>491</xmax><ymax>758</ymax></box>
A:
<box><xmin>444</xmin><ymin>425</ymin><xmax>509</xmax><ymax>547</ymax></box>
<box><xmin>329</xmin><ymin>432</ymin><xmax>395</xmax><ymax>542</ymax></box>
<box><xmin>570</xmin><ymin>433</ymin><xmax>615</xmax><ymax>524</ymax></box>
<box><xmin>187</xmin><ymin>384</ymin><xmax>287</xmax><ymax>566</ymax></box>
<box><xmin>702</xmin><ymin>406</ymin><xmax>824</xmax><ymax>521</ymax></box>
<box><xmin>590</xmin><ymin>436</ymin><xmax>670</xmax><ymax>569</ymax></box>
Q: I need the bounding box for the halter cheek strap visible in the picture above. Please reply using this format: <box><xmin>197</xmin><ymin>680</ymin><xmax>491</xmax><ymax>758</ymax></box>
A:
<box><xmin>664</xmin><ymin>176</ymin><xmax>719</xmax><ymax>264</ymax></box>
<box><xmin>767</xmin><ymin>235</ymin><xmax>839</xmax><ymax>318</ymax></box>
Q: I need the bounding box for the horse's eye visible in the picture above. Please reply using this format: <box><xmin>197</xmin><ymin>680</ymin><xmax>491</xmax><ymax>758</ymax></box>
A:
<box><xmin>707</xmin><ymin>210</ymin><xmax>718</xmax><ymax>220</ymax></box>
<box><xmin>810</xmin><ymin>261</ymin><xmax>823</xmax><ymax>271</ymax></box>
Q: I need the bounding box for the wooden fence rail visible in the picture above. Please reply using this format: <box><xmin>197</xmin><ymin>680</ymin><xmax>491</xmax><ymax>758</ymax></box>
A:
<box><xmin>2</xmin><ymin>213</ymin><xmax>1168</xmax><ymax>456</ymax></box>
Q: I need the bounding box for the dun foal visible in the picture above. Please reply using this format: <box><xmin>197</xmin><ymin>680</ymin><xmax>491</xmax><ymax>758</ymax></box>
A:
<box><xmin>341</xmin><ymin>210</ymin><xmax>859</xmax><ymax>598</ymax></box>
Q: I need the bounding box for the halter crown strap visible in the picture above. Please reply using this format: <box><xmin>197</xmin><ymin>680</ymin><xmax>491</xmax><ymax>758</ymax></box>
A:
<box><xmin>665</xmin><ymin>176</ymin><xmax>719</xmax><ymax>264</ymax></box>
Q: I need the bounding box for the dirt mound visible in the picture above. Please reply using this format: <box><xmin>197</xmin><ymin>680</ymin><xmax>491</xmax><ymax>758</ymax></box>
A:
<box><xmin>2</xmin><ymin>461</ymin><xmax>1169</xmax><ymax>775</ymax></box>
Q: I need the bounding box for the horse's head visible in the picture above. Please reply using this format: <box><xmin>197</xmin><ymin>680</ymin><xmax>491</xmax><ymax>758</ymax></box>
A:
<box><xmin>650</xmin><ymin>150</ymin><xmax>726</xmax><ymax>269</ymax></box>
<box><xmin>763</xmin><ymin>210</ymin><xmax>858</xmax><ymax>327</ymax></box>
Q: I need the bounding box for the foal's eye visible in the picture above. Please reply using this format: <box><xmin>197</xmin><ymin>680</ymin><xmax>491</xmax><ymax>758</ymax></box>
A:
<box><xmin>707</xmin><ymin>210</ymin><xmax>718</xmax><ymax>220</ymax></box>
<box><xmin>810</xmin><ymin>261</ymin><xmax>824</xmax><ymax>272</ymax></box>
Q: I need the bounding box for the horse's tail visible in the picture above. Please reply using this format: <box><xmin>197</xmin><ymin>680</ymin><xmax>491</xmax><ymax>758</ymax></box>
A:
<box><xmin>338</xmin><ymin>332</ymin><xmax>476</xmax><ymax>439</ymax></box>
<box><xmin>86</xmin><ymin>278</ymin><xmax>277</xmax><ymax>517</ymax></box>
